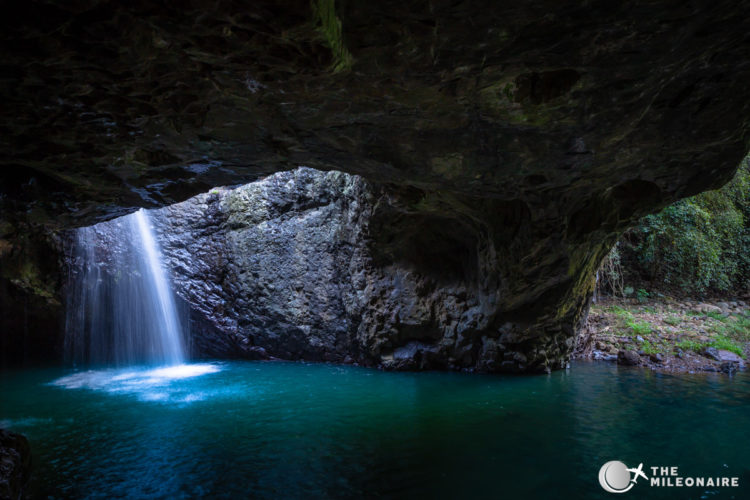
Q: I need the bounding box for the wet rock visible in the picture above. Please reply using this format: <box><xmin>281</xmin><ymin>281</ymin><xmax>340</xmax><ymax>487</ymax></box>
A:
<box><xmin>617</xmin><ymin>350</ymin><xmax>640</xmax><ymax>366</ymax></box>
<box><xmin>592</xmin><ymin>350</ymin><xmax>617</xmax><ymax>362</ymax></box>
<box><xmin>702</xmin><ymin>347</ymin><xmax>739</xmax><ymax>362</ymax></box>
<box><xmin>111</xmin><ymin>168</ymin><xmax>571</xmax><ymax>373</ymax></box>
<box><xmin>0</xmin><ymin>429</ymin><xmax>31</xmax><ymax>500</ymax></box>
<box><xmin>649</xmin><ymin>353</ymin><xmax>664</xmax><ymax>363</ymax></box>
<box><xmin>703</xmin><ymin>347</ymin><xmax>720</xmax><ymax>361</ymax></box>
<box><xmin>718</xmin><ymin>350</ymin><xmax>743</xmax><ymax>363</ymax></box>
<box><xmin>2</xmin><ymin>1</ymin><xmax>750</xmax><ymax>372</ymax></box>
<box><xmin>720</xmin><ymin>362</ymin><xmax>738</xmax><ymax>375</ymax></box>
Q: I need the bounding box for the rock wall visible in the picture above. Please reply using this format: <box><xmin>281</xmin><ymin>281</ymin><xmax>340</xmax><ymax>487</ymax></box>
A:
<box><xmin>147</xmin><ymin>168</ymin><xmax>576</xmax><ymax>372</ymax></box>
<box><xmin>0</xmin><ymin>224</ymin><xmax>63</xmax><ymax>367</ymax></box>
<box><xmin>2</xmin><ymin>1</ymin><xmax>750</xmax><ymax>371</ymax></box>
<box><xmin>0</xmin><ymin>429</ymin><xmax>31</xmax><ymax>500</ymax></box>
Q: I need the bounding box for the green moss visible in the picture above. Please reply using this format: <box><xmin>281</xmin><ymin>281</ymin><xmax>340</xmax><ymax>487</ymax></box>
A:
<box><xmin>311</xmin><ymin>0</ymin><xmax>353</xmax><ymax>73</ymax></box>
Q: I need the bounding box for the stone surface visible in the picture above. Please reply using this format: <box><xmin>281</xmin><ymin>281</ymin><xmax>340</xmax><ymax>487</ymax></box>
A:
<box><xmin>72</xmin><ymin>167</ymin><xmax>574</xmax><ymax>372</ymax></box>
<box><xmin>2</xmin><ymin>1</ymin><xmax>750</xmax><ymax>370</ymax></box>
<box><xmin>0</xmin><ymin>429</ymin><xmax>31</xmax><ymax>500</ymax></box>
<box><xmin>713</xmin><ymin>349</ymin><xmax>743</xmax><ymax>364</ymax></box>
<box><xmin>617</xmin><ymin>350</ymin><xmax>640</xmax><ymax>366</ymax></box>
<box><xmin>720</xmin><ymin>362</ymin><xmax>738</xmax><ymax>375</ymax></box>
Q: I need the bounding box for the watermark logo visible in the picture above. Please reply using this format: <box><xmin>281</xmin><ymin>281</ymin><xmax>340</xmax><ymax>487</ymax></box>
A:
<box><xmin>598</xmin><ymin>461</ymin><xmax>739</xmax><ymax>493</ymax></box>
<box><xmin>598</xmin><ymin>461</ymin><xmax>648</xmax><ymax>493</ymax></box>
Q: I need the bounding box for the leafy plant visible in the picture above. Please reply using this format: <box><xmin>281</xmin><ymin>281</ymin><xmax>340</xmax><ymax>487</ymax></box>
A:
<box><xmin>640</xmin><ymin>340</ymin><xmax>660</xmax><ymax>355</ymax></box>
<box><xmin>627</xmin><ymin>319</ymin><xmax>653</xmax><ymax>336</ymax></box>
<box><xmin>676</xmin><ymin>339</ymin><xmax>703</xmax><ymax>353</ymax></box>
<box><xmin>636</xmin><ymin>288</ymin><xmax>649</xmax><ymax>303</ymax></box>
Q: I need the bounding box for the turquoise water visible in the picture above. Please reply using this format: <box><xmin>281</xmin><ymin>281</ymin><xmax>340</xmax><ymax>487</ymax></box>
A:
<box><xmin>1</xmin><ymin>361</ymin><xmax>748</xmax><ymax>499</ymax></box>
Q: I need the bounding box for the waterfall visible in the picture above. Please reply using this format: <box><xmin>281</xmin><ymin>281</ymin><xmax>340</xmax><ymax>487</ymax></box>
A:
<box><xmin>65</xmin><ymin>209</ymin><xmax>186</xmax><ymax>366</ymax></box>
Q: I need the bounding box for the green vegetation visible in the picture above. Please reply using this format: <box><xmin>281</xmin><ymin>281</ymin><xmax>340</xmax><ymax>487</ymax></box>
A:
<box><xmin>627</xmin><ymin>320</ymin><xmax>653</xmax><ymax>336</ymax></box>
<box><xmin>710</xmin><ymin>315</ymin><xmax>750</xmax><ymax>342</ymax></box>
<box><xmin>311</xmin><ymin>0</ymin><xmax>354</xmax><ymax>73</ymax></box>
<box><xmin>709</xmin><ymin>335</ymin><xmax>744</xmax><ymax>358</ymax></box>
<box><xmin>704</xmin><ymin>310</ymin><xmax>726</xmax><ymax>322</ymax></box>
<box><xmin>617</xmin><ymin>156</ymin><xmax>750</xmax><ymax>295</ymax></box>
<box><xmin>664</xmin><ymin>314</ymin><xmax>682</xmax><ymax>326</ymax></box>
<box><xmin>608</xmin><ymin>305</ymin><xmax>632</xmax><ymax>319</ymax></box>
<box><xmin>676</xmin><ymin>339</ymin><xmax>703</xmax><ymax>353</ymax></box>
<box><xmin>607</xmin><ymin>304</ymin><xmax>654</xmax><ymax>335</ymax></box>
<box><xmin>640</xmin><ymin>339</ymin><xmax>660</xmax><ymax>355</ymax></box>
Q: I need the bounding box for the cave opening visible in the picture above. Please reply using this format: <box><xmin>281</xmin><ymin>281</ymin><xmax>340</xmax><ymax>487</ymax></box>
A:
<box><xmin>2</xmin><ymin>0</ymin><xmax>750</xmax><ymax>496</ymax></box>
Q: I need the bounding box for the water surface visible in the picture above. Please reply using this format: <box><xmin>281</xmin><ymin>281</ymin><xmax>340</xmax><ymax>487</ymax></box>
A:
<box><xmin>1</xmin><ymin>361</ymin><xmax>748</xmax><ymax>499</ymax></box>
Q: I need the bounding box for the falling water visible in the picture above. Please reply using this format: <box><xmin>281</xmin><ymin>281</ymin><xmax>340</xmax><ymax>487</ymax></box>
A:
<box><xmin>65</xmin><ymin>209</ymin><xmax>186</xmax><ymax>366</ymax></box>
<box><xmin>132</xmin><ymin>210</ymin><xmax>184</xmax><ymax>363</ymax></box>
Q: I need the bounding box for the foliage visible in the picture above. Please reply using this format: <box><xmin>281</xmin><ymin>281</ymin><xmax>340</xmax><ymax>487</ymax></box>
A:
<box><xmin>640</xmin><ymin>340</ymin><xmax>660</xmax><ymax>355</ymax></box>
<box><xmin>710</xmin><ymin>315</ymin><xmax>750</xmax><ymax>342</ymax></box>
<box><xmin>619</xmin><ymin>156</ymin><xmax>750</xmax><ymax>295</ymax></box>
<box><xmin>596</xmin><ymin>243</ymin><xmax>625</xmax><ymax>297</ymax></box>
<box><xmin>628</xmin><ymin>320</ymin><xmax>652</xmax><ymax>336</ymax></box>
<box><xmin>709</xmin><ymin>335</ymin><xmax>744</xmax><ymax>358</ymax></box>
<box><xmin>312</xmin><ymin>0</ymin><xmax>354</xmax><ymax>73</ymax></box>
<box><xmin>608</xmin><ymin>305</ymin><xmax>633</xmax><ymax>319</ymax></box>
<box><xmin>676</xmin><ymin>339</ymin><xmax>703</xmax><ymax>353</ymax></box>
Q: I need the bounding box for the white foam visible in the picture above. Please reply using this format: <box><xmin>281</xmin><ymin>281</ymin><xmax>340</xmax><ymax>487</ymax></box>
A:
<box><xmin>50</xmin><ymin>363</ymin><xmax>222</xmax><ymax>404</ymax></box>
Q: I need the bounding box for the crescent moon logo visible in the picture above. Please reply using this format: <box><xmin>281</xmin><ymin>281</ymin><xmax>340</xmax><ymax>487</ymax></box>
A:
<box><xmin>599</xmin><ymin>461</ymin><xmax>635</xmax><ymax>493</ymax></box>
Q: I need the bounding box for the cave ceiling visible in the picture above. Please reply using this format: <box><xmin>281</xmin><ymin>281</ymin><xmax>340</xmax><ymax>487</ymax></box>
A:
<box><xmin>0</xmin><ymin>0</ymin><xmax>749</xmax><ymax>229</ymax></box>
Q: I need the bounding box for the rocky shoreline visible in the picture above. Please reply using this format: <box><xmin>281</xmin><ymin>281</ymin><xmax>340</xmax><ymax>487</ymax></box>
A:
<box><xmin>575</xmin><ymin>297</ymin><xmax>749</xmax><ymax>375</ymax></box>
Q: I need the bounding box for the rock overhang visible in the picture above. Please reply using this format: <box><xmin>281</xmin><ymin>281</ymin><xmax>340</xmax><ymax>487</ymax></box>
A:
<box><xmin>1</xmin><ymin>0</ymin><xmax>749</xmax><ymax>371</ymax></box>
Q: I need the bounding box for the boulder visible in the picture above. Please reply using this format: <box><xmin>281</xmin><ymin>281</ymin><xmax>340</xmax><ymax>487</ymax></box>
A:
<box><xmin>617</xmin><ymin>350</ymin><xmax>640</xmax><ymax>366</ymax></box>
<box><xmin>0</xmin><ymin>429</ymin><xmax>31</xmax><ymax>500</ymax></box>
<box><xmin>649</xmin><ymin>353</ymin><xmax>664</xmax><ymax>363</ymax></box>
<box><xmin>720</xmin><ymin>362</ymin><xmax>738</xmax><ymax>375</ymax></box>
<box><xmin>698</xmin><ymin>303</ymin><xmax>722</xmax><ymax>314</ymax></box>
